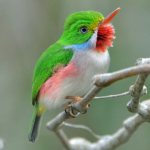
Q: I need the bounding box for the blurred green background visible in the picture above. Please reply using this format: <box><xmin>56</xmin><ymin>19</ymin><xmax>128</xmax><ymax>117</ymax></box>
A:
<box><xmin>0</xmin><ymin>0</ymin><xmax>150</xmax><ymax>150</ymax></box>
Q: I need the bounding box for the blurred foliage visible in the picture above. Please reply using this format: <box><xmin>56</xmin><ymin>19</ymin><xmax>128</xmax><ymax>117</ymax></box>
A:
<box><xmin>0</xmin><ymin>0</ymin><xmax>150</xmax><ymax>150</ymax></box>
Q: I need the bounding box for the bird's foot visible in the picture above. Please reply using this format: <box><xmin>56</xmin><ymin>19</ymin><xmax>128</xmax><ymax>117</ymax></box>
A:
<box><xmin>65</xmin><ymin>104</ymin><xmax>79</xmax><ymax>118</ymax></box>
<box><xmin>65</xmin><ymin>96</ymin><xmax>90</xmax><ymax>116</ymax></box>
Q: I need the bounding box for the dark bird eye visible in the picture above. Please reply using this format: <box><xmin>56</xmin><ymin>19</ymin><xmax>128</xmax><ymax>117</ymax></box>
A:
<box><xmin>80</xmin><ymin>26</ymin><xmax>88</xmax><ymax>34</ymax></box>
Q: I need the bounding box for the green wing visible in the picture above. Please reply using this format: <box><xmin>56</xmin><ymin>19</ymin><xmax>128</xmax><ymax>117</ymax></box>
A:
<box><xmin>32</xmin><ymin>42</ymin><xmax>73</xmax><ymax>105</ymax></box>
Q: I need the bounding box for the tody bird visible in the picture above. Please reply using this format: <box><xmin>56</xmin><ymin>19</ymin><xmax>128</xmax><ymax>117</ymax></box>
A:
<box><xmin>29</xmin><ymin>8</ymin><xmax>121</xmax><ymax>142</ymax></box>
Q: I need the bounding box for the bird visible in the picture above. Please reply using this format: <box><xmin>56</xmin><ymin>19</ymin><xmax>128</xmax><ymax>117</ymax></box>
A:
<box><xmin>28</xmin><ymin>8</ymin><xmax>121</xmax><ymax>142</ymax></box>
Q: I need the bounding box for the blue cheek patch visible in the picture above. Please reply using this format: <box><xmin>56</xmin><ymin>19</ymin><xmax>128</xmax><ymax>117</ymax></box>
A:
<box><xmin>65</xmin><ymin>40</ymin><xmax>93</xmax><ymax>51</ymax></box>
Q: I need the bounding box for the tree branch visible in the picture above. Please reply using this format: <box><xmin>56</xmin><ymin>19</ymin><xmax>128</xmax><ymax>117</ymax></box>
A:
<box><xmin>69</xmin><ymin>98</ymin><xmax>150</xmax><ymax>150</ymax></box>
<box><xmin>47</xmin><ymin>58</ymin><xmax>150</xmax><ymax>129</ymax></box>
<box><xmin>127</xmin><ymin>59</ymin><xmax>149</xmax><ymax>113</ymax></box>
<box><xmin>69</xmin><ymin>106</ymin><xmax>146</xmax><ymax>150</ymax></box>
<box><xmin>46</xmin><ymin>58</ymin><xmax>150</xmax><ymax>150</ymax></box>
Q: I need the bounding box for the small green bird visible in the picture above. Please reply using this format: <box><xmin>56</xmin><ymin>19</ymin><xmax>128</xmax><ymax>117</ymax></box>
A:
<box><xmin>29</xmin><ymin>8</ymin><xmax>120</xmax><ymax>142</ymax></box>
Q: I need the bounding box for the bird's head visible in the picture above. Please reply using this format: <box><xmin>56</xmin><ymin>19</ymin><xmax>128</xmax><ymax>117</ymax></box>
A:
<box><xmin>59</xmin><ymin>8</ymin><xmax>120</xmax><ymax>52</ymax></box>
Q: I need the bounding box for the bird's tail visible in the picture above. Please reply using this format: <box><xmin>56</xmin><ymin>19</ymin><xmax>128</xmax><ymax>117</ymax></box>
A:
<box><xmin>28</xmin><ymin>104</ymin><xmax>44</xmax><ymax>142</ymax></box>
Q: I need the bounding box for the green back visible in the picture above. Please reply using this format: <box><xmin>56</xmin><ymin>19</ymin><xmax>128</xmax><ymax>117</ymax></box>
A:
<box><xmin>32</xmin><ymin>42</ymin><xmax>73</xmax><ymax>105</ymax></box>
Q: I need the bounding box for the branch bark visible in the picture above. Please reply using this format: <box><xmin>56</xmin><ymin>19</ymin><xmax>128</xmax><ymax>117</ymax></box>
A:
<box><xmin>69</xmin><ymin>107</ymin><xmax>147</xmax><ymax>150</ymax></box>
<box><xmin>46</xmin><ymin>58</ymin><xmax>150</xmax><ymax>150</ymax></box>
<box><xmin>69</xmin><ymin>98</ymin><xmax>150</xmax><ymax>150</ymax></box>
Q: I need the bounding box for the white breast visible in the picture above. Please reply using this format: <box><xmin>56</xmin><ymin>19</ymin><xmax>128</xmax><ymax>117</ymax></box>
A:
<box><xmin>39</xmin><ymin>49</ymin><xmax>110</xmax><ymax>109</ymax></box>
<box><xmin>69</xmin><ymin>50</ymin><xmax>110</xmax><ymax>96</ymax></box>
<box><xmin>62</xmin><ymin>30</ymin><xmax>110</xmax><ymax>96</ymax></box>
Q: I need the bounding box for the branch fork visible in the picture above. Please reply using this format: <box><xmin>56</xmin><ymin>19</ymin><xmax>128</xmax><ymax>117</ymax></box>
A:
<box><xmin>46</xmin><ymin>58</ymin><xmax>150</xmax><ymax>150</ymax></box>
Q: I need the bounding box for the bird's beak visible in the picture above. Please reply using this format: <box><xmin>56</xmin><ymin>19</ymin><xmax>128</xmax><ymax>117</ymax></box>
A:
<box><xmin>100</xmin><ymin>7</ymin><xmax>121</xmax><ymax>25</ymax></box>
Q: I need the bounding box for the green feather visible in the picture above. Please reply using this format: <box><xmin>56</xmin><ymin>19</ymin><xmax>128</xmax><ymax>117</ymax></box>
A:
<box><xmin>30</xmin><ymin>11</ymin><xmax>110</xmax><ymax>142</ymax></box>
<box><xmin>32</xmin><ymin>42</ymin><xmax>73</xmax><ymax>104</ymax></box>
<box><xmin>32</xmin><ymin>11</ymin><xmax>104</xmax><ymax>104</ymax></box>
<box><xmin>60</xmin><ymin>11</ymin><xmax>104</xmax><ymax>45</ymax></box>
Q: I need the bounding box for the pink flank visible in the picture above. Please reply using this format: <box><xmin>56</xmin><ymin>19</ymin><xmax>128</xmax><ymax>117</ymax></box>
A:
<box><xmin>39</xmin><ymin>63</ymin><xmax>78</xmax><ymax>98</ymax></box>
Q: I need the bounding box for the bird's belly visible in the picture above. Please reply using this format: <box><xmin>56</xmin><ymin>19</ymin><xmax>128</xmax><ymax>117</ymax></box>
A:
<box><xmin>39</xmin><ymin>50</ymin><xmax>110</xmax><ymax>110</ymax></box>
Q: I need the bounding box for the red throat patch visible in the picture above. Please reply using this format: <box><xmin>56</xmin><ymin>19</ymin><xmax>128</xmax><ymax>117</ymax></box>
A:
<box><xmin>96</xmin><ymin>24</ymin><xmax>115</xmax><ymax>52</ymax></box>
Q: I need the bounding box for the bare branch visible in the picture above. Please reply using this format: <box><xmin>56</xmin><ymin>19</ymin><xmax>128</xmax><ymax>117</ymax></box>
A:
<box><xmin>69</xmin><ymin>99</ymin><xmax>150</xmax><ymax>150</ymax></box>
<box><xmin>127</xmin><ymin>59</ymin><xmax>149</xmax><ymax>112</ymax></box>
<box><xmin>46</xmin><ymin>58</ymin><xmax>150</xmax><ymax>150</ymax></box>
<box><xmin>72</xmin><ymin>64</ymin><xmax>150</xmax><ymax>114</ymax></box>
<box><xmin>47</xmin><ymin>59</ymin><xmax>150</xmax><ymax>130</ymax></box>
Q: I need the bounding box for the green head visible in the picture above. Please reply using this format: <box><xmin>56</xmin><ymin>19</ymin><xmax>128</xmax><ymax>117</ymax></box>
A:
<box><xmin>59</xmin><ymin>8</ymin><xmax>121</xmax><ymax>51</ymax></box>
<box><xmin>60</xmin><ymin>11</ymin><xmax>104</xmax><ymax>45</ymax></box>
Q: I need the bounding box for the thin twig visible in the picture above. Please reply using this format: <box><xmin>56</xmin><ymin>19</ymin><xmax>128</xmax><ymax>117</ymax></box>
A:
<box><xmin>55</xmin><ymin>129</ymin><xmax>71</xmax><ymax>150</ymax></box>
<box><xmin>94</xmin><ymin>91</ymin><xmax>129</xmax><ymax>99</ymax></box>
<box><xmin>63</xmin><ymin>122</ymin><xmax>100</xmax><ymax>139</ymax></box>
<box><xmin>94</xmin><ymin>84</ymin><xmax>147</xmax><ymax>100</ymax></box>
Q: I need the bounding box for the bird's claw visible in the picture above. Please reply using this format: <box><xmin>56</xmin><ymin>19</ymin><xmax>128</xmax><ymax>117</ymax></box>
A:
<box><xmin>65</xmin><ymin>105</ymin><xmax>80</xmax><ymax>118</ymax></box>
<box><xmin>65</xmin><ymin>96</ymin><xmax>91</xmax><ymax>117</ymax></box>
<box><xmin>65</xmin><ymin>103</ymin><xmax>90</xmax><ymax>117</ymax></box>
